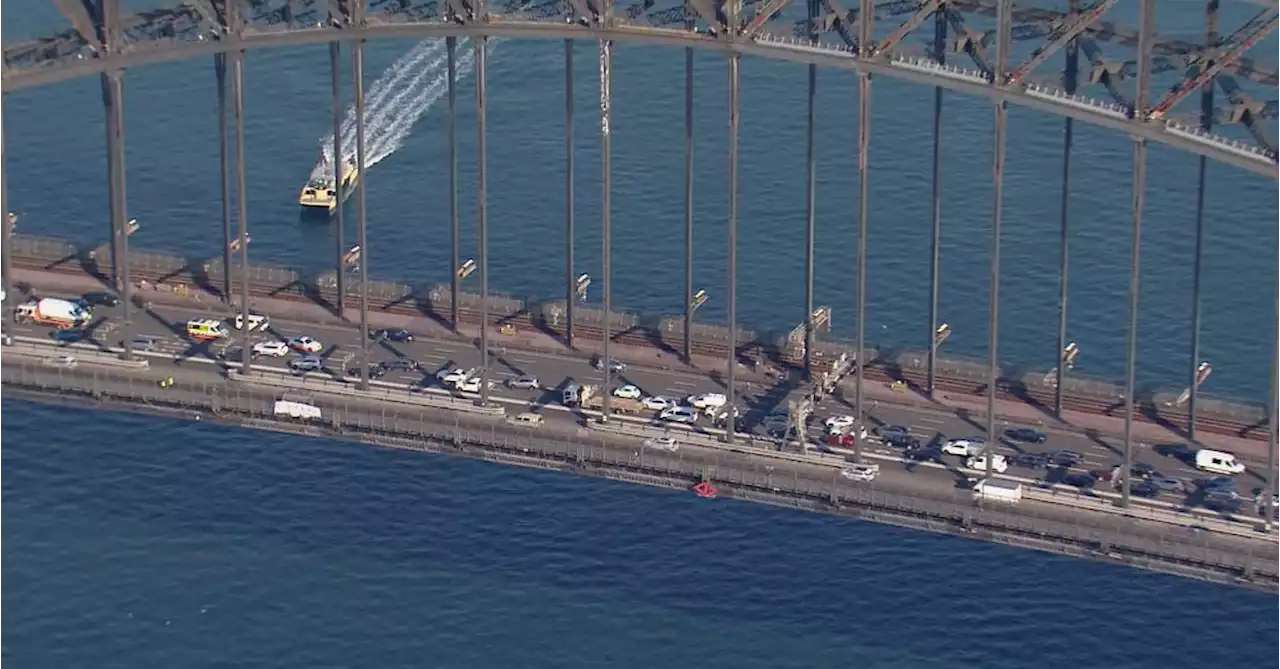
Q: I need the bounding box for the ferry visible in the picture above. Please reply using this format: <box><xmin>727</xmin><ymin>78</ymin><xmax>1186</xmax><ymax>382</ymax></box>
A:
<box><xmin>299</xmin><ymin>152</ymin><xmax>359</xmax><ymax>213</ymax></box>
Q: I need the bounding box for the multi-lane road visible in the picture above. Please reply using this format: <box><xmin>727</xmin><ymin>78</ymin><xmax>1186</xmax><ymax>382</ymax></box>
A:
<box><xmin>8</xmin><ymin>292</ymin><xmax>1274</xmax><ymax>515</ymax></box>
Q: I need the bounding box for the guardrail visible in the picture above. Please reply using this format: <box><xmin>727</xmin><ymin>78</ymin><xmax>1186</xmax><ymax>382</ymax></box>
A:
<box><xmin>227</xmin><ymin>367</ymin><xmax>508</xmax><ymax>418</ymax></box>
<box><xmin>4</xmin><ymin>340</ymin><xmax>150</xmax><ymax>370</ymax></box>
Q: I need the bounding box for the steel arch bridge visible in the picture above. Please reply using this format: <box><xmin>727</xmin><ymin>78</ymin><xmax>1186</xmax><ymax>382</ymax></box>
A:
<box><xmin>0</xmin><ymin>0</ymin><xmax>1277</xmax><ymax>513</ymax></box>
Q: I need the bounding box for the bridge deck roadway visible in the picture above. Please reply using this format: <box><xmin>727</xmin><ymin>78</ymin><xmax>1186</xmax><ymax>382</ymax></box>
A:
<box><xmin>3</xmin><ymin>336</ymin><xmax>1274</xmax><ymax>589</ymax></box>
<box><xmin>9</xmin><ymin>267</ymin><xmax>1275</xmax><ymax>493</ymax></box>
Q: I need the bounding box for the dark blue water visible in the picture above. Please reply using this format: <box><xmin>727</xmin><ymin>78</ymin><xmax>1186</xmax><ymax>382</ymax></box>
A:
<box><xmin>3</xmin><ymin>4</ymin><xmax>1277</xmax><ymax>666</ymax></box>
<box><xmin>3</xmin><ymin>400</ymin><xmax>1276</xmax><ymax>668</ymax></box>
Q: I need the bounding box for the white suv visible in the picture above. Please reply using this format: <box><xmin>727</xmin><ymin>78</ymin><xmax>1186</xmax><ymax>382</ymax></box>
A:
<box><xmin>252</xmin><ymin>340</ymin><xmax>289</xmax><ymax>357</ymax></box>
<box><xmin>942</xmin><ymin>438</ymin><xmax>986</xmax><ymax>457</ymax></box>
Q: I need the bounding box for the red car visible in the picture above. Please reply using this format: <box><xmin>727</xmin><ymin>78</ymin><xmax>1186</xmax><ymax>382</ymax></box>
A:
<box><xmin>825</xmin><ymin>433</ymin><xmax>855</xmax><ymax>447</ymax></box>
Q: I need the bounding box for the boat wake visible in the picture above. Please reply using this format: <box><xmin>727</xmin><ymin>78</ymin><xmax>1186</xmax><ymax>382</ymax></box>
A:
<box><xmin>311</xmin><ymin>39</ymin><xmax>477</xmax><ymax>181</ymax></box>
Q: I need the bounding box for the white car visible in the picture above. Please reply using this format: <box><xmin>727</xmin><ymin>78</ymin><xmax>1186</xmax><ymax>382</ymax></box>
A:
<box><xmin>643</xmin><ymin>396</ymin><xmax>677</xmax><ymax>411</ymax></box>
<box><xmin>613</xmin><ymin>384</ymin><xmax>642</xmax><ymax>400</ymax></box>
<box><xmin>824</xmin><ymin>415</ymin><xmax>856</xmax><ymax>431</ymax></box>
<box><xmin>287</xmin><ymin>335</ymin><xmax>323</xmax><ymax>353</ymax></box>
<box><xmin>942</xmin><ymin>438</ymin><xmax>986</xmax><ymax>457</ymax></box>
<box><xmin>252</xmin><ymin>340</ymin><xmax>289</xmax><ymax>357</ymax></box>
<box><xmin>234</xmin><ymin>313</ymin><xmax>270</xmax><ymax>331</ymax></box>
<box><xmin>659</xmin><ymin>406</ymin><xmax>697</xmax><ymax>424</ymax></box>
<box><xmin>458</xmin><ymin>376</ymin><xmax>494</xmax><ymax>394</ymax></box>
<box><xmin>687</xmin><ymin>393</ymin><xmax>727</xmax><ymax>409</ymax></box>
<box><xmin>643</xmin><ymin>437</ymin><xmax>680</xmax><ymax>452</ymax></box>
<box><xmin>965</xmin><ymin>453</ymin><xmax>1009</xmax><ymax>474</ymax></box>
<box><xmin>841</xmin><ymin>464</ymin><xmax>880</xmax><ymax>482</ymax></box>
<box><xmin>442</xmin><ymin>368</ymin><xmax>473</xmax><ymax>386</ymax></box>
<box><xmin>436</xmin><ymin>366</ymin><xmax>461</xmax><ymax>381</ymax></box>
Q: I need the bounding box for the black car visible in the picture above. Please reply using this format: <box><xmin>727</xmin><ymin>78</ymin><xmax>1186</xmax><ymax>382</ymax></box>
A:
<box><xmin>380</xmin><ymin>358</ymin><xmax>419</xmax><ymax>372</ymax></box>
<box><xmin>78</xmin><ymin>291</ymin><xmax>120</xmax><ymax>307</ymax></box>
<box><xmin>904</xmin><ymin>445</ymin><xmax>943</xmax><ymax>463</ymax></box>
<box><xmin>372</xmin><ymin>328</ymin><xmax>414</xmax><ymax>343</ymax></box>
<box><xmin>1046</xmin><ymin>449</ymin><xmax>1084</xmax><ymax>467</ymax></box>
<box><xmin>1004</xmin><ymin>427</ymin><xmax>1047</xmax><ymax>444</ymax></box>
<box><xmin>884</xmin><ymin>433</ymin><xmax>921</xmax><ymax>449</ymax></box>
<box><xmin>1130</xmin><ymin>481</ymin><xmax>1161</xmax><ymax>498</ymax></box>
<box><xmin>348</xmin><ymin>364</ymin><xmax>387</xmax><ymax>379</ymax></box>
<box><xmin>52</xmin><ymin>327</ymin><xmax>87</xmax><ymax>343</ymax></box>
<box><xmin>1061</xmin><ymin>472</ymin><xmax>1098</xmax><ymax>490</ymax></box>
<box><xmin>1010</xmin><ymin>452</ymin><xmax>1049</xmax><ymax>469</ymax></box>
<box><xmin>1129</xmin><ymin>462</ymin><xmax>1157</xmax><ymax>478</ymax></box>
<box><xmin>1154</xmin><ymin>443</ymin><xmax>1196</xmax><ymax>462</ymax></box>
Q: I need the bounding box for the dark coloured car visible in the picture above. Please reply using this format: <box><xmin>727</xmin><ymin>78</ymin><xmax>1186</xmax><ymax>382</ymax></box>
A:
<box><xmin>348</xmin><ymin>364</ymin><xmax>387</xmax><ymax>379</ymax></box>
<box><xmin>874</xmin><ymin>424</ymin><xmax>910</xmax><ymax>438</ymax></box>
<box><xmin>1148</xmin><ymin>475</ymin><xmax>1184</xmax><ymax>493</ymax></box>
<box><xmin>904</xmin><ymin>446</ymin><xmax>943</xmax><ymax>463</ymax></box>
<box><xmin>372</xmin><ymin>328</ymin><xmax>414</xmax><ymax>343</ymax></box>
<box><xmin>78</xmin><ymin>291</ymin><xmax>120</xmax><ymax>307</ymax></box>
<box><xmin>1061</xmin><ymin>472</ymin><xmax>1098</xmax><ymax>490</ymax></box>
<box><xmin>884</xmin><ymin>432</ymin><xmax>921</xmax><ymax>449</ymax></box>
<box><xmin>1130</xmin><ymin>481</ymin><xmax>1161</xmax><ymax>498</ymax></box>
<box><xmin>1004</xmin><ymin>427</ymin><xmax>1047</xmax><ymax>444</ymax></box>
<box><xmin>52</xmin><ymin>327</ymin><xmax>87</xmax><ymax>343</ymax></box>
<box><xmin>1010</xmin><ymin>452</ymin><xmax>1049</xmax><ymax>469</ymax></box>
<box><xmin>1154</xmin><ymin>443</ymin><xmax>1196</xmax><ymax>462</ymax></box>
<box><xmin>129</xmin><ymin>334</ymin><xmax>160</xmax><ymax>351</ymax></box>
<box><xmin>1129</xmin><ymin>462</ymin><xmax>1157</xmax><ymax>478</ymax></box>
<box><xmin>1203</xmin><ymin>491</ymin><xmax>1243</xmax><ymax>513</ymax></box>
<box><xmin>592</xmin><ymin>355</ymin><xmax>627</xmax><ymax>373</ymax></box>
<box><xmin>379</xmin><ymin>358</ymin><xmax>420</xmax><ymax>373</ymax></box>
<box><xmin>1046</xmin><ymin>449</ymin><xmax>1084</xmax><ymax>467</ymax></box>
<box><xmin>1196</xmin><ymin>476</ymin><xmax>1236</xmax><ymax>492</ymax></box>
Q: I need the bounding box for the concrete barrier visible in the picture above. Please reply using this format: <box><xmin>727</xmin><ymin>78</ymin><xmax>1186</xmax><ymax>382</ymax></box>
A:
<box><xmin>1023</xmin><ymin>486</ymin><xmax>1265</xmax><ymax>541</ymax></box>
<box><xmin>228</xmin><ymin>368</ymin><xmax>508</xmax><ymax>418</ymax></box>
<box><xmin>6</xmin><ymin>339</ymin><xmax>150</xmax><ymax>370</ymax></box>
<box><xmin>587</xmin><ymin>419</ymin><xmax>850</xmax><ymax>469</ymax></box>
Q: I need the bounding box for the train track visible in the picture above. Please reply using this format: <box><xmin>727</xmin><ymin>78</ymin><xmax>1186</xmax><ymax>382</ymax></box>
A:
<box><xmin>9</xmin><ymin>249</ymin><xmax>1269</xmax><ymax>442</ymax></box>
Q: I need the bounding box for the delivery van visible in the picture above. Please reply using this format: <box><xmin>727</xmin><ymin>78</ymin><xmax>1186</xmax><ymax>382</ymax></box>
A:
<box><xmin>1194</xmin><ymin>449</ymin><xmax>1246</xmax><ymax>476</ymax></box>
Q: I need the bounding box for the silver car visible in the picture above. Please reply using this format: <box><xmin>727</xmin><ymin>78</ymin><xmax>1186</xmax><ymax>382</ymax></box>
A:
<box><xmin>289</xmin><ymin>355</ymin><xmax>324</xmax><ymax>373</ymax></box>
<box><xmin>507</xmin><ymin>374</ymin><xmax>540</xmax><ymax>390</ymax></box>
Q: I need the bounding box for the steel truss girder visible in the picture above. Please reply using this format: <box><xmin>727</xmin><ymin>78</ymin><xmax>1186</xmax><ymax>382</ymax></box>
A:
<box><xmin>874</xmin><ymin>0</ymin><xmax>940</xmax><ymax>55</ymax></box>
<box><xmin>1216</xmin><ymin>75</ymin><xmax>1277</xmax><ymax>152</ymax></box>
<box><xmin>1148</xmin><ymin>7</ymin><xmax>1279</xmax><ymax>119</ymax></box>
<box><xmin>945</xmin><ymin>8</ymin><xmax>992</xmax><ymax>77</ymax></box>
<box><xmin>743</xmin><ymin>0</ymin><xmax>793</xmax><ymax>38</ymax></box>
<box><xmin>1006</xmin><ymin>0</ymin><xmax>1113</xmax><ymax>84</ymax></box>
<box><xmin>820</xmin><ymin>0</ymin><xmax>861</xmax><ymax>49</ymax></box>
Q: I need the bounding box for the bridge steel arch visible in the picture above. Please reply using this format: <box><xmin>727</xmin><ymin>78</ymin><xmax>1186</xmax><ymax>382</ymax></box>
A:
<box><xmin>0</xmin><ymin>0</ymin><xmax>1276</xmax><ymax>521</ymax></box>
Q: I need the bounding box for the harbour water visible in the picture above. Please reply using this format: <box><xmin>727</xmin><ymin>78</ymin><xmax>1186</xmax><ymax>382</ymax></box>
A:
<box><xmin>2</xmin><ymin>3</ymin><xmax>1277</xmax><ymax>666</ymax></box>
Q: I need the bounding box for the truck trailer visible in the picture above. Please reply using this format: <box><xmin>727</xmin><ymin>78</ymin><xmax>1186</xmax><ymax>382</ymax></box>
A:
<box><xmin>15</xmin><ymin>298</ymin><xmax>93</xmax><ymax>328</ymax></box>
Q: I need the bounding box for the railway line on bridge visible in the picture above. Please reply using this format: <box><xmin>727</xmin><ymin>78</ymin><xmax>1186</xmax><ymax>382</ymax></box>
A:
<box><xmin>7</xmin><ymin>233</ymin><xmax>1272</xmax><ymax>444</ymax></box>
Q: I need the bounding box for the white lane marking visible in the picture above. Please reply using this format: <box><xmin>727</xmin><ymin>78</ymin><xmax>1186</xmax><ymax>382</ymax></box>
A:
<box><xmin>672</xmin><ymin>380</ymin><xmax>697</xmax><ymax>387</ymax></box>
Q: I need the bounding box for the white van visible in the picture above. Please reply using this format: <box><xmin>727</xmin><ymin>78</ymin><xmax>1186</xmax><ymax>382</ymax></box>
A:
<box><xmin>965</xmin><ymin>453</ymin><xmax>1009</xmax><ymax>475</ymax></box>
<box><xmin>1194</xmin><ymin>449</ymin><xmax>1246</xmax><ymax>476</ymax></box>
<box><xmin>973</xmin><ymin>479</ymin><xmax>1023</xmax><ymax>503</ymax></box>
<box><xmin>562</xmin><ymin>381</ymin><xmax>582</xmax><ymax>406</ymax></box>
<box><xmin>688</xmin><ymin>393</ymin><xmax>727</xmax><ymax>409</ymax></box>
